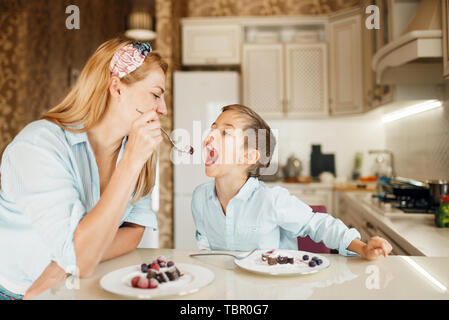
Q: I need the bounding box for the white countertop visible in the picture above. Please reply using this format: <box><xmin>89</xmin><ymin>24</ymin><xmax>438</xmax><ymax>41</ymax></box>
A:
<box><xmin>34</xmin><ymin>249</ymin><xmax>449</xmax><ymax>300</ymax></box>
<box><xmin>340</xmin><ymin>191</ymin><xmax>449</xmax><ymax>257</ymax></box>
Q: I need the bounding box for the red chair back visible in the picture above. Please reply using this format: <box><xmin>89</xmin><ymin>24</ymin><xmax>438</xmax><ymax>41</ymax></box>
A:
<box><xmin>297</xmin><ymin>205</ymin><xmax>331</xmax><ymax>254</ymax></box>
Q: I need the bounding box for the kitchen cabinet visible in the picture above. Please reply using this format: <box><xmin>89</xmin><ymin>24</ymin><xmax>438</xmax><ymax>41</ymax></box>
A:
<box><xmin>242</xmin><ymin>44</ymin><xmax>284</xmax><ymax>117</ymax></box>
<box><xmin>285</xmin><ymin>43</ymin><xmax>329</xmax><ymax>117</ymax></box>
<box><xmin>329</xmin><ymin>14</ymin><xmax>363</xmax><ymax>115</ymax></box>
<box><xmin>243</xmin><ymin>43</ymin><xmax>328</xmax><ymax>118</ymax></box>
<box><xmin>182</xmin><ymin>24</ymin><xmax>241</xmax><ymax>65</ymax></box>
<box><xmin>369</xmin><ymin>0</ymin><xmax>394</xmax><ymax>107</ymax></box>
<box><xmin>442</xmin><ymin>0</ymin><xmax>449</xmax><ymax>79</ymax></box>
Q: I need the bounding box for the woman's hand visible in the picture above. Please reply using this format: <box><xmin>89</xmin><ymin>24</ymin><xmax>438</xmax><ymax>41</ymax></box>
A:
<box><xmin>361</xmin><ymin>236</ymin><xmax>393</xmax><ymax>260</ymax></box>
<box><xmin>124</xmin><ymin>110</ymin><xmax>162</xmax><ymax>169</ymax></box>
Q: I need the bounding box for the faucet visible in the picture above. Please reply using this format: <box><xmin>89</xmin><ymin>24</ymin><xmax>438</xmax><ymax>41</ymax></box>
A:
<box><xmin>368</xmin><ymin>149</ymin><xmax>396</xmax><ymax>178</ymax></box>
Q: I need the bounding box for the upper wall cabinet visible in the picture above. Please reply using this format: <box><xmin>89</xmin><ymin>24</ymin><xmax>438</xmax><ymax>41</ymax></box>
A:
<box><xmin>329</xmin><ymin>14</ymin><xmax>363</xmax><ymax>115</ymax></box>
<box><xmin>242</xmin><ymin>42</ymin><xmax>328</xmax><ymax>118</ymax></box>
<box><xmin>180</xmin><ymin>8</ymin><xmax>382</xmax><ymax>117</ymax></box>
<box><xmin>182</xmin><ymin>24</ymin><xmax>241</xmax><ymax>65</ymax></box>
<box><xmin>242</xmin><ymin>44</ymin><xmax>284</xmax><ymax>117</ymax></box>
<box><xmin>285</xmin><ymin>43</ymin><xmax>329</xmax><ymax>117</ymax></box>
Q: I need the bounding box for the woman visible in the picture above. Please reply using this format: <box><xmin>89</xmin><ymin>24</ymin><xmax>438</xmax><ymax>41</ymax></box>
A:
<box><xmin>0</xmin><ymin>38</ymin><xmax>167</xmax><ymax>300</ymax></box>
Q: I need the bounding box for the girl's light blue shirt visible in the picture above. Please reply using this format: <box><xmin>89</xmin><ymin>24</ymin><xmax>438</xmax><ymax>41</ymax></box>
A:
<box><xmin>191</xmin><ymin>177</ymin><xmax>361</xmax><ymax>255</ymax></box>
<box><xmin>0</xmin><ymin>120</ymin><xmax>157</xmax><ymax>294</ymax></box>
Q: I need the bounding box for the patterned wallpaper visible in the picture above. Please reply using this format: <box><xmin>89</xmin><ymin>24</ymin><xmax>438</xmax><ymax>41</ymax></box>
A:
<box><xmin>154</xmin><ymin>0</ymin><xmax>184</xmax><ymax>248</ymax></box>
<box><xmin>185</xmin><ymin>0</ymin><xmax>361</xmax><ymax>16</ymax></box>
<box><xmin>0</xmin><ymin>0</ymin><xmax>130</xmax><ymax>152</ymax></box>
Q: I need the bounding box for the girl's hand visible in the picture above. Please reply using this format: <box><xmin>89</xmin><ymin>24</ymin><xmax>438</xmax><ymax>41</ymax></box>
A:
<box><xmin>123</xmin><ymin>110</ymin><xmax>162</xmax><ymax>169</ymax></box>
<box><xmin>361</xmin><ymin>236</ymin><xmax>393</xmax><ymax>260</ymax></box>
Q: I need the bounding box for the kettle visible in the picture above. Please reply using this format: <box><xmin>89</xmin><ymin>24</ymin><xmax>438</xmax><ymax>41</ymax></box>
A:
<box><xmin>282</xmin><ymin>154</ymin><xmax>302</xmax><ymax>179</ymax></box>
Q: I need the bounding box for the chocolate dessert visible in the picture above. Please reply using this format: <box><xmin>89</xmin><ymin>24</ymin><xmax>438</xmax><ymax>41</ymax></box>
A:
<box><xmin>261</xmin><ymin>250</ymin><xmax>295</xmax><ymax>266</ymax></box>
<box><xmin>132</xmin><ymin>256</ymin><xmax>184</xmax><ymax>289</ymax></box>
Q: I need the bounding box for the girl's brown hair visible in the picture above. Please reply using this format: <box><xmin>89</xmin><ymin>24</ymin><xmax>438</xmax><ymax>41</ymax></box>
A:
<box><xmin>41</xmin><ymin>37</ymin><xmax>168</xmax><ymax>203</ymax></box>
<box><xmin>221</xmin><ymin>104</ymin><xmax>276</xmax><ymax>177</ymax></box>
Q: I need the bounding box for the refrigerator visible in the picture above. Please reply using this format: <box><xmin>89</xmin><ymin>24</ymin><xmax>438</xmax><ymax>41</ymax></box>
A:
<box><xmin>173</xmin><ymin>71</ymin><xmax>240</xmax><ymax>249</ymax></box>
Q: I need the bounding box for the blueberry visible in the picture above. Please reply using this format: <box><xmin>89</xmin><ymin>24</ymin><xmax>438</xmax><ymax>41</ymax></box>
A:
<box><xmin>141</xmin><ymin>263</ymin><xmax>148</xmax><ymax>273</ymax></box>
<box><xmin>308</xmin><ymin>261</ymin><xmax>317</xmax><ymax>267</ymax></box>
<box><xmin>311</xmin><ymin>256</ymin><xmax>319</xmax><ymax>261</ymax></box>
<box><xmin>316</xmin><ymin>259</ymin><xmax>323</xmax><ymax>265</ymax></box>
<box><xmin>167</xmin><ymin>261</ymin><xmax>174</xmax><ymax>267</ymax></box>
<box><xmin>302</xmin><ymin>255</ymin><xmax>309</xmax><ymax>261</ymax></box>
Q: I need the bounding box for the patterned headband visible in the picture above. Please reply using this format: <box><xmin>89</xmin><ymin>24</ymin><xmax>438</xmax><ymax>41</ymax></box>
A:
<box><xmin>110</xmin><ymin>42</ymin><xmax>152</xmax><ymax>78</ymax></box>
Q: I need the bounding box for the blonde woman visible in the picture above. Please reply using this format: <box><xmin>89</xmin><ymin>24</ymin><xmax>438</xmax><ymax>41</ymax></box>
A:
<box><xmin>0</xmin><ymin>38</ymin><xmax>167</xmax><ymax>300</ymax></box>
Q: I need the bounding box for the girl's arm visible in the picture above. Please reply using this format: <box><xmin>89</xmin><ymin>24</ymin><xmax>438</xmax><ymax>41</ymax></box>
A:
<box><xmin>348</xmin><ymin>237</ymin><xmax>392</xmax><ymax>260</ymax></box>
<box><xmin>274</xmin><ymin>187</ymin><xmax>392</xmax><ymax>259</ymax></box>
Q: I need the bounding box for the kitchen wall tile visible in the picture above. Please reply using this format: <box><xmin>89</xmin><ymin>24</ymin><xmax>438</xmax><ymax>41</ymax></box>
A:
<box><xmin>385</xmin><ymin>102</ymin><xmax>449</xmax><ymax>181</ymax></box>
<box><xmin>267</xmin><ymin>113</ymin><xmax>386</xmax><ymax>179</ymax></box>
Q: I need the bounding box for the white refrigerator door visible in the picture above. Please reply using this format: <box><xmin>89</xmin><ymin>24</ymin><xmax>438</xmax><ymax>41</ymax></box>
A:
<box><xmin>173</xmin><ymin>71</ymin><xmax>240</xmax><ymax>249</ymax></box>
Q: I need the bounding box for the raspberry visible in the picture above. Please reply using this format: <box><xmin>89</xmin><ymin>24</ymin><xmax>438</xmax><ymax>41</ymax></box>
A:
<box><xmin>131</xmin><ymin>276</ymin><xmax>140</xmax><ymax>288</ymax></box>
<box><xmin>157</xmin><ymin>256</ymin><xmax>167</xmax><ymax>264</ymax></box>
<box><xmin>150</xmin><ymin>262</ymin><xmax>160</xmax><ymax>271</ymax></box>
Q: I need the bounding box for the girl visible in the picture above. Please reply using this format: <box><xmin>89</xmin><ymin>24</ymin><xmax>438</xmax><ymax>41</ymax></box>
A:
<box><xmin>0</xmin><ymin>38</ymin><xmax>166</xmax><ymax>299</ymax></box>
<box><xmin>191</xmin><ymin>104</ymin><xmax>392</xmax><ymax>260</ymax></box>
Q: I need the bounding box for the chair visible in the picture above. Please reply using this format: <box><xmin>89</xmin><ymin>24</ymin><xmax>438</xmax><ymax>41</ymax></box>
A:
<box><xmin>297</xmin><ymin>205</ymin><xmax>331</xmax><ymax>254</ymax></box>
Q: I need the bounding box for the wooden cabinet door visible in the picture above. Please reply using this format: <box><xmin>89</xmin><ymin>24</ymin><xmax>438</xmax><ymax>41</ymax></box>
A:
<box><xmin>182</xmin><ymin>24</ymin><xmax>241</xmax><ymax>65</ymax></box>
<box><xmin>242</xmin><ymin>44</ymin><xmax>284</xmax><ymax>117</ymax></box>
<box><xmin>329</xmin><ymin>14</ymin><xmax>363</xmax><ymax>115</ymax></box>
<box><xmin>285</xmin><ymin>43</ymin><xmax>329</xmax><ymax>117</ymax></box>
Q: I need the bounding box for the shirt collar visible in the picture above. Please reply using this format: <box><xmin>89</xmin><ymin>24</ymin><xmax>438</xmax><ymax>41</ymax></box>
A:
<box><xmin>64</xmin><ymin>125</ymin><xmax>88</xmax><ymax>146</ymax></box>
<box><xmin>208</xmin><ymin>177</ymin><xmax>260</xmax><ymax>201</ymax></box>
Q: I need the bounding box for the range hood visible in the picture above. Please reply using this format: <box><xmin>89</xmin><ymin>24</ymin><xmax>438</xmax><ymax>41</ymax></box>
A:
<box><xmin>372</xmin><ymin>0</ymin><xmax>443</xmax><ymax>85</ymax></box>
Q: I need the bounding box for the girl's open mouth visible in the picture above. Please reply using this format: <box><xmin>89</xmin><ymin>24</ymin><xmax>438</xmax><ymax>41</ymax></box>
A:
<box><xmin>205</xmin><ymin>144</ymin><xmax>219</xmax><ymax>167</ymax></box>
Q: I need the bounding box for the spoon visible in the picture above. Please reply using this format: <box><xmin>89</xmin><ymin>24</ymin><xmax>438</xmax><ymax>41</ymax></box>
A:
<box><xmin>136</xmin><ymin>108</ymin><xmax>194</xmax><ymax>155</ymax></box>
<box><xmin>189</xmin><ymin>249</ymin><xmax>257</xmax><ymax>260</ymax></box>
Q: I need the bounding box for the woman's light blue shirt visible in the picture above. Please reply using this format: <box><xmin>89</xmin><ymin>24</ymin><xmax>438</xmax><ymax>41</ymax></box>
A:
<box><xmin>0</xmin><ymin>120</ymin><xmax>157</xmax><ymax>295</ymax></box>
<box><xmin>191</xmin><ymin>177</ymin><xmax>361</xmax><ymax>255</ymax></box>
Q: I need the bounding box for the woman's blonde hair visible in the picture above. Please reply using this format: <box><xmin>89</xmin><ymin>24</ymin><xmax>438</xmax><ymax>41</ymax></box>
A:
<box><xmin>41</xmin><ymin>37</ymin><xmax>168</xmax><ymax>203</ymax></box>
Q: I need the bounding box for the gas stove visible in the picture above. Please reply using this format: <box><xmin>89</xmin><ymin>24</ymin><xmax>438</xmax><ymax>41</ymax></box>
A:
<box><xmin>373</xmin><ymin>179</ymin><xmax>434</xmax><ymax>214</ymax></box>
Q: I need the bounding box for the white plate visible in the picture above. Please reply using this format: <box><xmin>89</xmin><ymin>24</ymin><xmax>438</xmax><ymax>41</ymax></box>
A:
<box><xmin>234</xmin><ymin>250</ymin><xmax>330</xmax><ymax>276</ymax></box>
<box><xmin>99</xmin><ymin>263</ymin><xmax>214</xmax><ymax>299</ymax></box>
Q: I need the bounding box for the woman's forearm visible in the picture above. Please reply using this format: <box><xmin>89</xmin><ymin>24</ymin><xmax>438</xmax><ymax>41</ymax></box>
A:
<box><xmin>100</xmin><ymin>223</ymin><xmax>145</xmax><ymax>262</ymax></box>
<box><xmin>74</xmin><ymin>155</ymin><xmax>142</xmax><ymax>277</ymax></box>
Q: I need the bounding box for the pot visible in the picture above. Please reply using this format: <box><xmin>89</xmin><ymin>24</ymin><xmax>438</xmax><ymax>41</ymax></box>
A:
<box><xmin>427</xmin><ymin>180</ymin><xmax>449</xmax><ymax>207</ymax></box>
